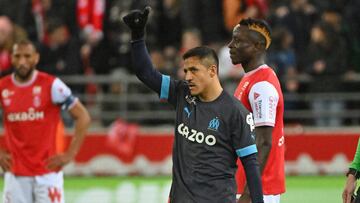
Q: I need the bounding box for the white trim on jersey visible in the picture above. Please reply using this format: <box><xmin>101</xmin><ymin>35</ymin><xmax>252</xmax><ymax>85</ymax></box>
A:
<box><xmin>244</xmin><ymin>64</ymin><xmax>268</xmax><ymax>77</ymax></box>
<box><xmin>11</xmin><ymin>70</ymin><xmax>39</xmax><ymax>87</ymax></box>
<box><xmin>51</xmin><ymin>78</ymin><xmax>76</xmax><ymax>110</ymax></box>
<box><xmin>248</xmin><ymin>81</ymin><xmax>279</xmax><ymax>127</ymax></box>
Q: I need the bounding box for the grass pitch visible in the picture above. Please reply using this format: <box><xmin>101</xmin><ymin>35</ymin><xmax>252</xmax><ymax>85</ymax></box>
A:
<box><xmin>0</xmin><ymin>175</ymin><xmax>345</xmax><ymax>202</ymax></box>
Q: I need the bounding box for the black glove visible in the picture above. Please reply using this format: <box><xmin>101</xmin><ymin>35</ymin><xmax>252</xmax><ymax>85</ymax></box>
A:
<box><xmin>123</xmin><ymin>6</ymin><xmax>151</xmax><ymax>40</ymax></box>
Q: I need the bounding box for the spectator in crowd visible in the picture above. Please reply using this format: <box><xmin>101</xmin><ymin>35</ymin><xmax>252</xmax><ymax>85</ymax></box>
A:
<box><xmin>311</xmin><ymin>0</ymin><xmax>349</xmax><ymax>14</ymax></box>
<box><xmin>267</xmin><ymin>26</ymin><xmax>297</xmax><ymax>81</ymax></box>
<box><xmin>37</xmin><ymin>17</ymin><xmax>84</xmax><ymax>126</ymax></box>
<box><xmin>181</xmin><ymin>0</ymin><xmax>228</xmax><ymax>47</ymax></box>
<box><xmin>179</xmin><ymin>28</ymin><xmax>202</xmax><ymax>55</ymax></box>
<box><xmin>96</xmin><ymin>0</ymin><xmax>132</xmax><ymax>75</ymax></box>
<box><xmin>77</xmin><ymin>0</ymin><xmax>105</xmax><ymax>48</ymax></box>
<box><xmin>268</xmin><ymin>0</ymin><xmax>317</xmax><ymax>71</ymax></box>
<box><xmin>304</xmin><ymin>22</ymin><xmax>348</xmax><ymax>127</ymax></box>
<box><xmin>176</xmin><ymin>28</ymin><xmax>202</xmax><ymax>79</ymax></box>
<box><xmin>282</xmin><ymin>77</ymin><xmax>303</xmax><ymax>124</ymax></box>
<box><xmin>0</xmin><ymin>16</ymin><xmax>27</xmax><ymax>77</ymax></box>
<box><xmin>266</xmin><ymin>26</ymin><xmax>303</xmax><ymax>121</ymax></box>
<box><xmin>38</xmin><ymin>18</ymin><xmax>83</xmax><ymax>77</ymax></box>
<box><xmin>102</xmin><ymin>0</ymin><xmax>160</xmax><ymax>74</ymax></box>
<box><xmin>0</xmin><ymin>0</ymin><xmax>32</xmax><ymax>37</ymax></box>
<box><xmin>0</xmin><ymin>0</ymin><xmax>359</xmax><ymax>127</ymax></box>
<box><xmin>343</xmin><ymin>0</ymin><xmax>360</xmax><ymax>75</ymax></box>
<box><xmin>101</xmin><ymin>68</ymin><xmax>125</xmax><ymax>127</ymax></box>
<box><xmin>76</xmin><ymin>0</ymin><xmax>106</xmax><ymax>76</ymax></box>
<box><xmin>157</xmin><ymin>0</ymin><xmax>182</xmax><ymax>50</ymax></box>
<box><xmin>223</xmin><ymin>0</ymin><xmax>269</xmax><ymax>32</ymax></box>
<box><xmin>0</xmin><ymin>16</ymin><xmax>14</xmax><ymax>75</ymax></box>
<box><xmin>156</xmin><ymin>0</ymin><xmax>183</xmax><ymax>77</ymax></box>
<box><xmin>150</xmin><ymin>47</ymin><xmax>175</xmax><ymax>76</ymax></box>
<box><xmin>343</xmin><ymin>0</ymin><xmax>360</xmax><ymax>124</ymax></box>
<box><xmin>29</xmin><ymin>0</ymin><xmax>78</xmax><ymax>44</ymax></box>
<box><xmin>37</xmin><ymin>18</ymin><xmax>84</xmax><ymax>93</ymax></box>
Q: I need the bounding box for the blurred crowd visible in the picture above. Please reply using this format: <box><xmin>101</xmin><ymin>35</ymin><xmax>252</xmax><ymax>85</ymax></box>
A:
<box><xmin>0</xmin><ymin>0</ymin><xmax>359</xmax><ymax>127</ymax></box>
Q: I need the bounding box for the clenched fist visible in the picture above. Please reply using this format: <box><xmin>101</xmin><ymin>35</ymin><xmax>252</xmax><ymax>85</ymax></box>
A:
<box><xmin>123</xmin><ymin>6</ymin><xmax>151</xmax><ymax>40</ymax></box>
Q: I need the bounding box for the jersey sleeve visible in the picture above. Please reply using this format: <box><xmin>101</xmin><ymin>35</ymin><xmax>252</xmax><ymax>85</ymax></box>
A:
<box><xmin>350</xmin><ymin>138</ymin><xmax>360</xmax><ymax>171</ymax></box>
<box><xmin>248</xmin><ymin>81</ymin><xmax>279</xmax><ymax>127</ymax></box>
<box><xmin>159</xmin><ymin>75</ymin><xmax>184</xmax><ymax>107</ymax></box>
<box><xmin>51</xmin><ymin>78</ymin><xmax>77</xmax><ymax>110</ymax></box>
<box><xmin>232</xmin><ymin>106</ymin><xmax>257</xmax><ymax>158</ymax></box>
<box><xmin>131</xmin><ymin>39</ymin><xmax>181</xmax><ymax>107</ymax></box>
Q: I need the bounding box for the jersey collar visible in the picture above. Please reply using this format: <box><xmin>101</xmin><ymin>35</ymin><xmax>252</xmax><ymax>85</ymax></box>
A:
<box><xmin>11</xmin><ymin>70</ymin><xmax>38</xmax><ymax>87</ymax></box>
<box><xmin>245</xmin><ymin>64</ymin><xmax>269</xmax><ymax>77</ymax></box>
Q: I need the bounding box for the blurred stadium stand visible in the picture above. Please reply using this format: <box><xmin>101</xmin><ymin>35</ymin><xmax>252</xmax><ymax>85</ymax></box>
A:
<box><xmin>0</xmin><ymin>0</ymin><xmax>359</xmax><ymax>129</ymax></box>
<box><xmin>53</xmin><ymin>72</ymin><xmax>360</xmax><ymax>129</ymax></box>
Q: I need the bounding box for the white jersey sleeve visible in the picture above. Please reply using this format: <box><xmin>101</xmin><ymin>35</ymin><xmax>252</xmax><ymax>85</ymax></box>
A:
<box><xmin>248</xmin><ymin>81</ymin><xmax>279</xmax><ymax>127</ymax></box>
<box><xmin>51</xmin><ymin>78</ymin><xmax>77</xmax><ymax>110</ymax></box>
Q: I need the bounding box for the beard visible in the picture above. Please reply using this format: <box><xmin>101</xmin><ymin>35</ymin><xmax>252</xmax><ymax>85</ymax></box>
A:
<box><xmin>14</xmin><ymin>66</ymin><xmax>35</xmax><ymax>81</ymax></box>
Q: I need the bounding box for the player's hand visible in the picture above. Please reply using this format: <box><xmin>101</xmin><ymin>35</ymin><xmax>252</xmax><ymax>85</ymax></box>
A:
<box><xmin>237</xmin><ymin>193</ymin><xmax>251</xmax><ymax>203</ymax></box>
<box><xmin>0</xmin><ymin>150</ymin><xmax>11</xmax><ymax>171</ymax></box>
<box><xmin>46</xmin><ymin>153</ymin><xmax>74</xmax><ymax>171</ymax></box>
<box><xmin>122</xmin><ymin>6</ymin><xmax>151</xmax><ymax>40</ymax></box>
<box><xmin>342</xmin><ymin>174</ymin><xmax>357</xmax><ymax>203</ymax></box>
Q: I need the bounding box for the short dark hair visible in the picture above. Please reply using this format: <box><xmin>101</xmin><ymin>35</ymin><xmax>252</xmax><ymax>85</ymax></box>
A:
<box><xmin>239</xmin><ymin>18</ymin><xmax>272</xmax><ymax>49</ymax></box>
<box><xmin>182</xmin><ymin>46</ymin><xmax>219</xmax><ymax>73</ymax></box>
<box><xmin>13</xmin><ymin>39</ymin><xmax>38</xmax><ymax>53</ymax></box>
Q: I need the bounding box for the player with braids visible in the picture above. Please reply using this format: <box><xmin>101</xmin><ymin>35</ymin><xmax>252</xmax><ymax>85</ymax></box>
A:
<box><xmin>229</xmin><ymin>18</ymin><xmax>285</xmax><ymax>203</ymax></box>
<box><xmin>239</xmin><ymin>18</ymin><xmax>272</xmax><ymax>50</ymax></box>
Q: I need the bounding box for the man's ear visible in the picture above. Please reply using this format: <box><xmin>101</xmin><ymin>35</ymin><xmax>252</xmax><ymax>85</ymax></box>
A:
<box><xmin>35</xmin><ymin>53</ymin><xmax>40</xmax><ymax>64</ymax></box>
<box><xmin>209</xmin><ymin>65</ymin><xmax>218</xmax><ymax>77</ymax></box>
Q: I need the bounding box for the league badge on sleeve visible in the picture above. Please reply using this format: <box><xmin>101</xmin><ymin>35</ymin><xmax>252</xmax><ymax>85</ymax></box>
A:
<box><xmin>246</xmin><ymin>113</ymin><xmax>255</xmax><ymax>132</ymax></box>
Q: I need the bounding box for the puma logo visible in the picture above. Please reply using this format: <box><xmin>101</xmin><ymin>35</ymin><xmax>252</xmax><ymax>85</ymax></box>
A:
<box><xmin>184</xmin><ymin>107</ymin><xmax>192</xmax><ymax>118</ymax></box>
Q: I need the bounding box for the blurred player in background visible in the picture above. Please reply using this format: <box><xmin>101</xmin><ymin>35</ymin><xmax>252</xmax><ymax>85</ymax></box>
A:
<box><xmin>343</xmin><ymin>138</ymin><xmax>360</xmax><ymax>203</ymax></box>
<box><xmin>0</xmin><ymin>40</ymin><xmax>90</xmax><ymax>203</ymax></box>
<box><xmin>229</xmin><ymin>18</ymin><xmax>285</xmax><ymax>203</ymax></box>
<box><xmin>123</xmin><ymin>7</ymin><xmax>264</xmax><ymax>203</ymax></box>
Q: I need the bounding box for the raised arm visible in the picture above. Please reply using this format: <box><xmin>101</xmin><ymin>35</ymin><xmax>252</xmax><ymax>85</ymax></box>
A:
<box><xmin>131</xmin><ymin>40</ymin><xmax>162</xmax><ymax>94</ymax></box>
<box><xmin>123</xmin><ymin>7</ymin><xmax>163</xmax><ymax>94</ymax></box>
